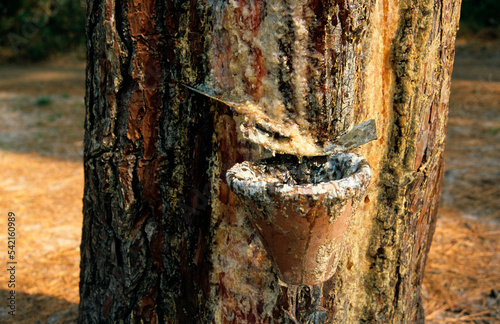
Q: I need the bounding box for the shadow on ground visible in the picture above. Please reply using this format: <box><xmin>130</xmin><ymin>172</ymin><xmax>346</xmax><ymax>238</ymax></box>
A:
<box><xmin>0</xmin><ymin>64</ymin><xmax>85</xmax><ymax>96</ymax></box>
<box><xmin>0</xmin><ymin>290</ymin><xmax>77</xmax><ymax>323</ymax></box>
<box><xmin>0</xmin><ymin>61</ymin><xmax>85</xmax><ymax>161</ymax></box>
<box><xmin>0</xmin><ymin>92</ymin><xmax>85</xmax><ymax>161</ymax></box>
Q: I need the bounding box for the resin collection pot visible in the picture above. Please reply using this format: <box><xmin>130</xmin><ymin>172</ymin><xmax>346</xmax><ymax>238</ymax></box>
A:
<box><xmin>226</xmin><ymin>153</ymin><xmax>371</xmax><ymax>285</ymax></box>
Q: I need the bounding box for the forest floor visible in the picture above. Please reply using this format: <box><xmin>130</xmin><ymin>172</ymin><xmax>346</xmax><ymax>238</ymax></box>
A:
<box><xmin>0</xmin><ymin>38</ymin><xmax>498</xmax><ymax>323</ymax></box>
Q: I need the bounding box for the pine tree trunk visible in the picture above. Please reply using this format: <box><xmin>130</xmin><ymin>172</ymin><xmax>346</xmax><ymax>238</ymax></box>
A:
<box><xmin>79</xmin><ymin>0</ymin><xmax>461</xmax><ymax>323</ymax></box>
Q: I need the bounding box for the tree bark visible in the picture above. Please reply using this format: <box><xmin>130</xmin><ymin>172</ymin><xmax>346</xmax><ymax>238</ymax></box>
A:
<box><xmin>79</xmin><ymin>0</ymin><xmax>461</xmax><ymax>323</ymax></box>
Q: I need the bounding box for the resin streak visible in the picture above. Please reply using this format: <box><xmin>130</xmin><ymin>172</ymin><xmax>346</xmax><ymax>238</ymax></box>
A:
<box><xmin>208</xmin><ymin>0</ymin><xmax>375</xmax><ymax>146</ymax></box>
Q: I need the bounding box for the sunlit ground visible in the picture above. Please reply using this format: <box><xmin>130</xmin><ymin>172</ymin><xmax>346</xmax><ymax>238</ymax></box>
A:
<box><xmin>0</xmin><ymin>41</ymin><xmax>499</xmax><ymax>323</ymax></box>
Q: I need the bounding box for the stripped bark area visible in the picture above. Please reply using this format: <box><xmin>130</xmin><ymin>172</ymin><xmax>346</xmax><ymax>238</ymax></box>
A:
<box><xmin>208</xmin><ymin>0</ymin><xmax>375</xmax><ymax>144</ymax></box>
<box><xmin>79</xmin><ymin>0</ymin><xmax>461</xmax><ymax>323</ymax></box>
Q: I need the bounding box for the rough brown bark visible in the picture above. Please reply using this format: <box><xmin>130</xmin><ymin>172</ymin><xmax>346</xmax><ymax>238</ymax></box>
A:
<box><xmin>79</xmin><ymin>0</ymin><xmax>461</xmax><ymax>323</ymax></box>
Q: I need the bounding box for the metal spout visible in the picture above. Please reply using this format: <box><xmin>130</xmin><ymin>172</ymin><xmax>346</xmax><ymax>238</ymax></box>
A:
<box><xmin>226</xmin><ymin>153</ymin><xmax>371</xmax><ymax>285</ymax></box>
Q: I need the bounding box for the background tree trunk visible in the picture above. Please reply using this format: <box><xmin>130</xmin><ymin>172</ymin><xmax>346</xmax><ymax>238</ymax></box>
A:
<box><xmin>79</xmin><ymin>0</ymin><xmax>461</xmax><ymax>323</ymax></box>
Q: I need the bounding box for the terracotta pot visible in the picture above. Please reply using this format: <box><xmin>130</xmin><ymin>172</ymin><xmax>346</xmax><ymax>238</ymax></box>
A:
<box><xmin>226</xmin><ymin>153</ymin><xmax>371</xmax><ymax>285</ymax></box>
